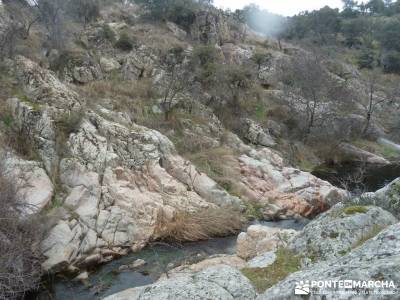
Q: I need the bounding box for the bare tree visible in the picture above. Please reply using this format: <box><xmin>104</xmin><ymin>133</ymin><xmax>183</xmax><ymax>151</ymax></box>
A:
<box><xmin>31</xmin><ymin>0</ymin><xmax>66</xmax><ymax>50</ymax></box>
<box><xmin>3</xmin><ymin>0</ymin><xmax>39</xmax><ymax>38</ymax></box>
<box><xmin>0</xmin><ymin>152</ymin><xmax>43</xmax><ymax>300</ymax></box>
<box><xmin>159</xmin><ymin>47</ymin><xmax>191</xmax><ymax>121</ymax></box>
<box><xmin>359</xmin><ymin>69</ymin><xmax>388</xmax><ymax>136</ymax></box>
<box><xmin>280</xmin><ymin>54</ymin><xmax>350</xmax><ymax>141</ymax></box>
<box><xmin>67</xmin><ymin>0</ymin><xmax>100</xmax><ymax>29</ymax></box>
<box><xmin>209</xmin><ymin>63</ymin><xmax>254</xmax><ymax>123</ymax></box>
<box><xmin>0</xmin><ymin>0</ymin><xmax>40</xmax><ymax>58</ymax></box>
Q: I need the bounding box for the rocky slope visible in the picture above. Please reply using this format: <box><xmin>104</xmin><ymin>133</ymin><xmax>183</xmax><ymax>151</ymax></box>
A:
<box><xmin>0</xmin><ymin>2</ymin><xmax>399</xmax><ymax>298</ymax></box>
<box><xmin>259</xmin><ymin>222</ymin><xmax>400</xmax><ymax>300</ymax></box>
<box><xmin>2</xmin><ymin>54</ymin><xmax>346</xmax><ymax>273</ymax></box>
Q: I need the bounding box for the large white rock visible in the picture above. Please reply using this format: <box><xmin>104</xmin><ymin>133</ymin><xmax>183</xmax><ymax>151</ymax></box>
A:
<box><xmin>360</xmin><ymin>178</ymin><xmax>400</xmax><ymax>218</ymax></box>
<box><xmin>104</xmin><ymin>265</ymin><xmax>257</xmax><ymax>300</ymax></box>
<box><xmin>4</xmin><ymin>156</ymin><xmax>53</xmax><ymax>214</ymax></box>
<box><xmin>100</xmin><ymin>57</ymin><xmax>120</xmax><ymax>73</ymax></box>
<box><xmin>41</xmin><ymin>222</ymin><xmax>79</xmax><ymax>271</ymax></box>
<box><xmin>258</xmin><ymin>223</ymin><xmax>400</xmax><ymax>300</ymax></box>
<box><xmin>289</xmin><ymin>203</ymin><xmax>398</xmax><ymax>262</ymax></box>
<box><xmin>236</xmin><ymin>225</ymin><xmax>298</xmax><ymax>260</ymax></box>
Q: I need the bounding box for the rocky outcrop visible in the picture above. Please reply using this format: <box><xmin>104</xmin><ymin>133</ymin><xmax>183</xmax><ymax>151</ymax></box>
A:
<box><xmin>258</xmin><ymin>222</ymin><xmax>400</xmax><ymax>300</ymax></box>
<box><xmin>104</xmin><ymin>265</ymin><xmax>257</xmax><ymax>300</ymax></box>
<box><xmin>7</xmin><ymin>56</ymin><xmax>243</xmax><ymax>273</ymax></box>
<box><xmin>41</xmin><ymin>109</ymin><xmax>242</xmax><ymax>272</ymax></box>
<box><xmin>121</xmin><ymin>45</ymin><xmax>157</xmax><ymax>80</ymax></box>
<box><xmin>191</xmin><ymin>10</ymin><xmax>231</xmax><ymax>44</ymax></box>
<box><xmin>100</xmin><ymin>57</ymin><xmax>121</xmax><ymax>73</ymax></box>
<box><xmin>221</xmin><ymin>43</ymin><xmax>254</xmax><ymax>65</ymax></box>
<box><xmin>289</xmin><ymin>203</ymin><xmax>397</xmax><ymax>262</ymax></box>
<box><xmin>339</xmin><ymin>143</ymin><xmax>390</xmax><ymax>166</ymax></box>
<box><xmin>240</xmin><ymin>118</ymin><xmax>276</xmax><ymax>147</ymax></box>
<box><xmin>234</xmin><ymin>148</ymin><xmax>348</xmax><ymax>219</ymax></box>
<box><xmin>13</xmin><ymin>56</ymin><xmax>84</xmax><ymax>111</ymax></box>
<box><xmin>361</xmin><ymin>178</ymin><xmax>400</xmax><ymax>217</ymax></box>
<box><xmin>236</xmin><ymin>225</ymin><xmax>298</xmax><ymax>260</ymax></box>
<box><xmin>9</xmin><ymin>56</ymin><xmax>85</xmax><ymax>174</ymax></box>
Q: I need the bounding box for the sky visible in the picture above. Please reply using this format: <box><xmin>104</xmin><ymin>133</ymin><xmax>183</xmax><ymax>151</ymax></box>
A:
<box><xmin>214</xmin><ymin>0</ymin><xmax>344</xmax><ymax>16</ymax></box>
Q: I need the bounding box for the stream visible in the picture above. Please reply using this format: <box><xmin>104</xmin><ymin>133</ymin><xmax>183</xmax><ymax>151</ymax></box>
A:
<box><xmin>34</xmin><ymin>220</ymin><xmax>307</xmax><ymax>300</ymax></box>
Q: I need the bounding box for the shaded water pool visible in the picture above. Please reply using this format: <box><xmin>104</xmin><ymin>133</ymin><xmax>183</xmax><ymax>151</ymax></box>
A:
<box><xmin>312</xmin><ymin>162</ymin><xmax>400</xmax><ymax>193</ymax></box>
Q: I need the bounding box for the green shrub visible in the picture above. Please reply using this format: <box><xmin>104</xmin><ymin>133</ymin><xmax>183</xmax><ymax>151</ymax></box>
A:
<box><xmin>102</xmin><ymin>24</ymin><xmax>116</xmax><ymax>42</ymax></box>
<box><xmin>329</xmin><ymin>231</ymin><xmax>339</xmax><ymax>239</ymax></box>
<box><xmin>135</xmin><ymin>0</ymin><xmax>201</xmax><ymax>30</ymax></box>
<box><xmin>244</xmin><ymin>202</ymin><xmax>264</xmax><ymax>221</ymax></box>
<box><xmin>343</xmin><ymin>205</ymin><xmax>369</xmax><ymax>215</ymax></box>
<box><xmin>241</xmin><ymin>248</ymin><xmax>301</xmax><ymax>292</ymax></box>
<box><xmin>357</xmin><ymin>47</ymin><xmax>376</xmax><ymax>69</ymax></box>
<box><xmin>55</xmin><ymin>112</ymin><xmax>83</xmax><ymax>136</ymax></box>
<box><xmin>191</xmin><ymin>45</ymin><xmax>222</xmax><ymax>83</ymax></box>
<box><xmin>382</xmin><ymin>50</ymin><xmax>400</xmax><ymax>74</ymax></box>
<box><xmin>114</xmin><ymin>33</ymin><xmax>134</xmax><ymax>51</ymax></box>
<box><xmin>252</xmin><ymin>52</ymin><xmax>272</xmax><ymax>70</ymax></box>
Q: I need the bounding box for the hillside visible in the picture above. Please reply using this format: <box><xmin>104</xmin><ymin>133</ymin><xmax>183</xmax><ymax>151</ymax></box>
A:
<box><xmin>0</xmin><ymin>1</ymin><xmax>399</xmax><ymax>299</ymax></box>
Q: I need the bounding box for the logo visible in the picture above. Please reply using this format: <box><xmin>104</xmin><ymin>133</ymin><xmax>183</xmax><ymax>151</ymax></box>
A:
<box><xmin>295</xmin><ymin>281</ymin><xmax>311</xmax><ymax>295</ymax></box>
<box><xmin>294</xmin><ymin>279</ymin><xmax>397</xmax><ymax>296</ymax></box>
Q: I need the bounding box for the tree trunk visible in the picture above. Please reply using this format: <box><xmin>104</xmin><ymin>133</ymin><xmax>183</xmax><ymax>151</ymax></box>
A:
<box><xmin>362</xmin><ymin>112</ymin><xmax>372</xmax><ymax>136</ymax></box>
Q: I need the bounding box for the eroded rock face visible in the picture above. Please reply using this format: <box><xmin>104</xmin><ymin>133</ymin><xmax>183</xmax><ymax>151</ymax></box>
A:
<box><xmin>120</xmin><ymin>45</ymin><xmax>157</xmax><ymax>80</ymax></box>
<box><xmin>13</xmin><ymin>56</ymin><xmax>84</xmax><ymax>111</ymax></box>
<box><xmin>191</xmin><ymin>10</ymin><xmax>231</xmax><ymax>44</ymax></box>
<box><xmin>41</xmin><ymin>110</ymin><xmax>242</xmax><ymax>272</ymax></box>
<box><xmin>104</xmin><ymin>265</ymin><xmax>257</xmax><ymax>300</ymax></box>
<box><xmin>258</xmin><ymin>223</ymin><xmax>400</xmax><ymax>300</ymax></box>
<box><xmin>9</xmin><ymin>56</ymin><xmax>85</xmax><ymax>174</ymax></box>
<box><xmin>236</xmin><ymin>225</ymin><xmax>298</xmax><ymax>260</ymax></box>
<box><xmin>289</xmin><ymin>203</ymin><xmax>397</xmax><ymax>262</ymax></box>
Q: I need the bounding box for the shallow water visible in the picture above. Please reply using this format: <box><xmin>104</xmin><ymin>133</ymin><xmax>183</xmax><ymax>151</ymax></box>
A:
<box><xmin>39</xmin><ymin>237</ymin><xmax>237</xmax><ymax>300</ymax></box>
<box><xmin>37</xmin><ymin>219</ymin><xmax>307</xmax><ymax>300</ymax></box>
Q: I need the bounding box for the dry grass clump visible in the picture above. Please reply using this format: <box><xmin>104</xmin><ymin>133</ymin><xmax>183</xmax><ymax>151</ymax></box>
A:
<box><xmin>184</xmin><ymin>146</ymin><xmax>244</xmax><ymax>196</ymax></box>
<box><xmin>79</xmin><ymin>78</ymin><xmax>156</xmax><ymax>122</ymax></box>
<box><xmin>81</xmin><ymin>78</ymin><xmax>155</xmax><ymax>102</ymax></box>
<box><xmin>130</xmin><ymin>23</ymin><xmax>188</xmax><ymax>53</ymax></box>
<box><xmin>156</xmin><ymin>207</ymin><xmax>244</xmax><ymax>242</ymax></box>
